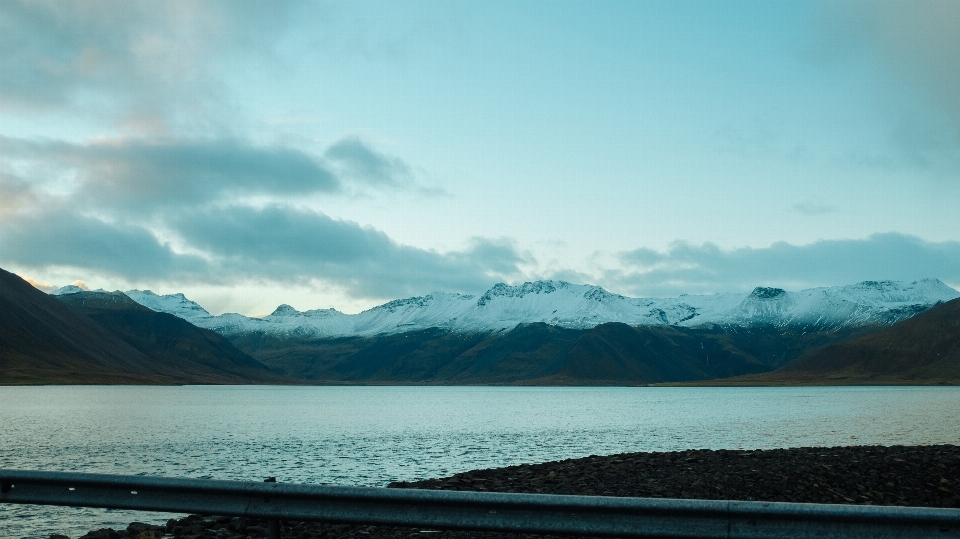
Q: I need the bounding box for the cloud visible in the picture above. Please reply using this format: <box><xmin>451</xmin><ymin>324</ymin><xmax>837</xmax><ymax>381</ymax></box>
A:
<box><xmin>18</xmin><ymin>274</ymin><xmax>55</xmax><ymax>292</ymax></box>
<box><xmin>455</xmin><ymin>238</ymin><xmax>534</xmax><ymax>276</ymax></box>
<box><xmin>853</xmin><ymin>0</ymin><xmax>960</xmax><ymax>122</ymax></box>
<box><xmin>614</xmin><ymin>233</ymin><xmax>960</xmax><ymax>296</ymax></box>
<box><xmin>0</xmin><ymin>129</ymin><xmax>475</xmax><ymax>300</ymax></box>
<box><xmin>171</xmin><ymin>205</ymin><xmax>530</xmax><ymax>298</ymax></box>
<box><xmin>0</xmin><ymin>135</ymin><xmax>436</xmax><ymax>213</ymax></box>
<box><xmin>0</xmin><ymin>201</ymin><xmax>530</xmax><ymax>300</ymax></box>
<box><xmin>68</xmin><ymin>137</ymin><xmax>338</xmax><ymax>207</ymax></box>
<box><xmin>821</xmin><ymin>0</ymin><xmax>960</xmax><ymax>169</ymax></box>
<box><xmin>324</xmin><ymin>138</ymin><xmax>413</xmax><ymax>189</ymax></box>
<box><xmin>0</xmin><ymin>173</ymin><xmax>38</xmax><ymax>214</ymax></box>
<box><xmin>0</xmin><ymin>0</ymin><xmax>294</xmax><ymax>128</ymax></box>
<box><xmin>0</xmin><ymin>209</ymin><xmax>210</xmax><ymax>280</ymax></box>
<box><xmin>792</xmin><ymin>201</ymin><xmax>836</xmax><ymax>216</ymax></box>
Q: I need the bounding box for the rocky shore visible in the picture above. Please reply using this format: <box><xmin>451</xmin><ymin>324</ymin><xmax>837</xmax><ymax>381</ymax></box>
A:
<box><xmin>75</xmin><ymin>444</ymin><xmax>959</xmax><ymax>539</ymax></box>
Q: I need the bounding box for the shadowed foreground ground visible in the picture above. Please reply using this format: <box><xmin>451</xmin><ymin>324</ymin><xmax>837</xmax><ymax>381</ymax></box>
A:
<box><xmin>76</xmin><ymin>445</ymin><xmax>959</xmax><ymax>539</ymax></box>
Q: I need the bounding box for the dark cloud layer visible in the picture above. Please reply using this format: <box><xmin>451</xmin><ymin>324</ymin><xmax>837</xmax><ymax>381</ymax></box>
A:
<box><xmin>0</xmin><ymin>134</ymin><xmax>427</xmax><ymax>212</ymax></box>
<box><xmin>0</xmin><ymin>209</ymin><xmax>207</xmax><ymax>280</ymax></box>
<box><xmin>0</xmin><ymin>128</ymin><xmax>492</xmax><ymax>300</ymax></box>
<box><xmin>3</xmin><ymin>136</ymin><xmax>339</xmax><ymax>209</ymax></box>
<box><xmin>0</xmin><ymin>203</ymin><xmax>528</xmax><ymax>299</ymax></box>
<box><xmin>616</xmin><ymin>233</ymin><xmax>960</xmax><ymax>296</ymax></box>
<box><xmin>175</xmin><ymin>206</ymin><xmax>529</xmax><ymax>297</ymax></box>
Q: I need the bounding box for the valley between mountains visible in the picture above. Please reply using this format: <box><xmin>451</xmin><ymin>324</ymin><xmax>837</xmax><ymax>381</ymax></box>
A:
<box><xmin>2</xmin><ymin>265</ymin><xmax>959</xmax><ymax>385</ymax></box>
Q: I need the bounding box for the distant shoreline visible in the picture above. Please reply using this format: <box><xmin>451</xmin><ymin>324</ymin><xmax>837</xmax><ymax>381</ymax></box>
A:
<box><xmin>4</xmin><ymin>379</ymin><xmax>959</xmax><ymax>386</ymax></box>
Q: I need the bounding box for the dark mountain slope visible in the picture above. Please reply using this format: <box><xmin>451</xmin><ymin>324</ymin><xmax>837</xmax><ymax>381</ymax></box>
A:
<box><xmin>698</xmin><ymin>323</ymin><xmax>880</xmax><ymax>371</ymax></box>
<box><xmin>549</xmin><ymin>323</ymin><xmax>742</xmax><ymax>383</ymax></box>
<box><xmin>722</xmin><ymin>298</ymin><xmax>960</xmax><ymax>385</ymax></box>
<box><xmin>234</xmin><ymin>322</ymin><xmax>805</xmax><ymax>385</ymax></box>
<box><xmin>431</xmin><ymin>323</ymin><xmax>585</xmax><ymax>383</ymax></box>
<box><xmin>775</xmin><ymin>297</ymin><xmax>960</xmax><ymax>383</ymax></box>
<box><xmin>0</xmin><ymin>268</ymin><xmax>163</xmax><ymax>384</ymax></box>
<box><xmin>0</xmin><ymin>267</ymin><xmax>285</xmax><ymax>384</ymax></box>
<box><xmin>55</xmin><ymin>291</ymin><xmax>284</xmax><ymax>384</ymax></box>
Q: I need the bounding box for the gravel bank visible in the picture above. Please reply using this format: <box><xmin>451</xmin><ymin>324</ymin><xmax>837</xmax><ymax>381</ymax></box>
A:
<box><xmin>75</xmin><ymin>445</ymin><xmax>959</xmax><ymax>539</ymax></box>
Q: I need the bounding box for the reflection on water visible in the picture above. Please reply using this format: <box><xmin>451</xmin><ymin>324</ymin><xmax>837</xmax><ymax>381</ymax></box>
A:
<box><xmin>1</xmin><ymin>385</ymin><xmax>958</xmax><ymax>538</ymax></box>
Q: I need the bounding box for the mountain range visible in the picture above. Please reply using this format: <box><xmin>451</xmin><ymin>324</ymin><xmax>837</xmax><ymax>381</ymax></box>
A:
<box><xmin>63</xmin><ymin>277</ymin><xmax>960</xmax><ymax>385</ymax></box>
<box><xmin>4</xmin><ymin>268</ymin><xmax>957</xmax><ymax>385</ymax></box>
<box><xmin>101</xmin><ymin>278</ymin><xmax>959</xmax><ymax>339</ymax></box>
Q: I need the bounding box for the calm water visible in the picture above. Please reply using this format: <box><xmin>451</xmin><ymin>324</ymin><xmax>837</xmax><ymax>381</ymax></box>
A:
<box><xmin>1</xmin><ymin>385</ymin><xmax>959</xmax><ymax>538</ymax></box>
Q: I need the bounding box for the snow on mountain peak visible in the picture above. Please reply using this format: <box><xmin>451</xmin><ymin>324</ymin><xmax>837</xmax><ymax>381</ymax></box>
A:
<box><xmin>825</xmin><ymin>279</ymin><xmax>959</xmax><ymax>307</ymax></box>
<box><xmin>729</xmin><ymin>287</ymin><xmax>797</xmax><ymax>325</ymax></box>
<box><xmin>52</xmin><ymin>285</ymin><xmax>112</xmax><ymax>295</ymax></box>
<box><xmin>748</xmin><ymin>287</ymin><xmax>788</xmax><ymax>300</ymax></box>
<box><xmin>371</xmin><ymin>296</ymin><xmax>433</xmax><ymax>313</ymax></box>
<box><xmin>269</xmin><ymin>304</ymin><xmax>301</xmax><ymax>317</ymax></box>
<box><xmin>477</xmin><ymin>280</ymin><xmax>574</xmax><ymax>306</ymax></box>
<box><xmin>583</xmin><ymin>286</ymin><xmax>626</xmax><ymax>302</ymax></box>
<box><xmin>86</xmin><ymin>278</ymin><xmax>958</xmax><ymax>340</ymax></box>
<box><xmin>302</xmin><ymin>308</ymin><xmax>347</xmax><ymax>318</ymax></box>
<box><xmin>51</xmin><ymin>285</ymin><xmax>88</xmax><ymax>295</ymax></box>
<box><xmin>123</xmin><ymin>289</ymin><xmax>212</xmax><ymax>318</ymax></box>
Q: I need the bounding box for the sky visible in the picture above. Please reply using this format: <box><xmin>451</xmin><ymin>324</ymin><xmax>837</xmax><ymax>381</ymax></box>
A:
<box><xmin>2</xmin><ymin>0</ymin><xmax>959</xmax><ymax>315</ymax></box>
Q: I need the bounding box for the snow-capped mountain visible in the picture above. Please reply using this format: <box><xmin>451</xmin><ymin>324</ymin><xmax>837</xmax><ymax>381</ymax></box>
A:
<box><xmin>101</xmin><ymin>278</ymin><xmax>960</xmax><ymax>339</ymax></box>
<box><xmin>51</xmin><ymin>285</ymin><xmax>108</xmax><ymax>295</ymax></box>
<box><xmin>124</xmin><ymin>290</ymin><xmax>213</xmax><ymax>320</ymax></box>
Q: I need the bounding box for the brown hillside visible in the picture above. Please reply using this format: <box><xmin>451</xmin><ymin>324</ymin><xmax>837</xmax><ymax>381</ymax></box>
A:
<box><xmin>731</xmin><ymin>297</ymin><xmax>960</xmax><ymax>385</ymax></box>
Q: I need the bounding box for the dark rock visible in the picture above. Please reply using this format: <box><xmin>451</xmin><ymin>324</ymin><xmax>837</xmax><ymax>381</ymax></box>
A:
<box><xmin>126</xmin><ymin>522</ymin><xmax>164</xmax><ymax>538</ymax></box>
<box><xmin>78</xmin><ymin>530</ymin><xmax>120</xmax><ymax>539</ymax></box>
<box><xmin>180</xmin><ymin>524</ymin><xmax>203</xmax><ymax>535</ymax></box>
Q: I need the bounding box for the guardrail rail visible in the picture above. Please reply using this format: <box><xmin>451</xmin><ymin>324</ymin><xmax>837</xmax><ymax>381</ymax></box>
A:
<box><xmin>2</xmin><ymin>469</ymin><xmax>959</xmax><ymax>539</ymax></box>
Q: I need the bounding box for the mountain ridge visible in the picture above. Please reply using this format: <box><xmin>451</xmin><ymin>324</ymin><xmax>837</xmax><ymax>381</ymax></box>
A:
<box><xmin>1</xmin><ymin>268</ymin><xmax>284</xmax><ymax>384</ymax></box>
<box><xmin>112</xmin><ymin>278</ymin><xmax>959</xmax><ymax>339</ymax></box>
<box><xmin>53</xmin><ymin>290</ymin><xmax>285</xmax><ymax>384</ymax></box>
<box><xmin>1</xmin><ymin>268</ymin><xmax>162</xmax><ymax>384</ymax></box>
<box><xmin>14</xmin><ymin>270</ymin><xmax>959</xmax><ymax>386</ymax></box>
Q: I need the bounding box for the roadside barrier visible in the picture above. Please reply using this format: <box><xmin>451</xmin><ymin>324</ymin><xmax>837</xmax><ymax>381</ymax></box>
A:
<box><xmin>2</xmin><ymin>469</ymin><xmax>959</xmax><ymax>538</ymax></box>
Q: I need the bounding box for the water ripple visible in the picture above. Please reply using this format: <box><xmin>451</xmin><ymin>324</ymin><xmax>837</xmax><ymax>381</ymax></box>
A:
<box><xmin>1</xmin><ymin>386</ymin><xmax>958</xmax><ymax>538</ymax></box>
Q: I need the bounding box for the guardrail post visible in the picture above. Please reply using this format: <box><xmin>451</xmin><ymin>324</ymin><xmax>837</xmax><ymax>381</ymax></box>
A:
<box><xmin>268</xmin><ymin>518</ymin><xmax>281</xmax><ymax>539</ymax></box>
<box><xmin>264</xmin><ymin>476</ymin><xmax>280</xmax><ymax>539</ymax></box>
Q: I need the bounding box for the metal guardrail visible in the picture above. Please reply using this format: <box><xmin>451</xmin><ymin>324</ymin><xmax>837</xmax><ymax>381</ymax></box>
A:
<box><xmin>2</xmin><ymin>469</ymin><xmax>959</xmax><ymax>539</ymax></box>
